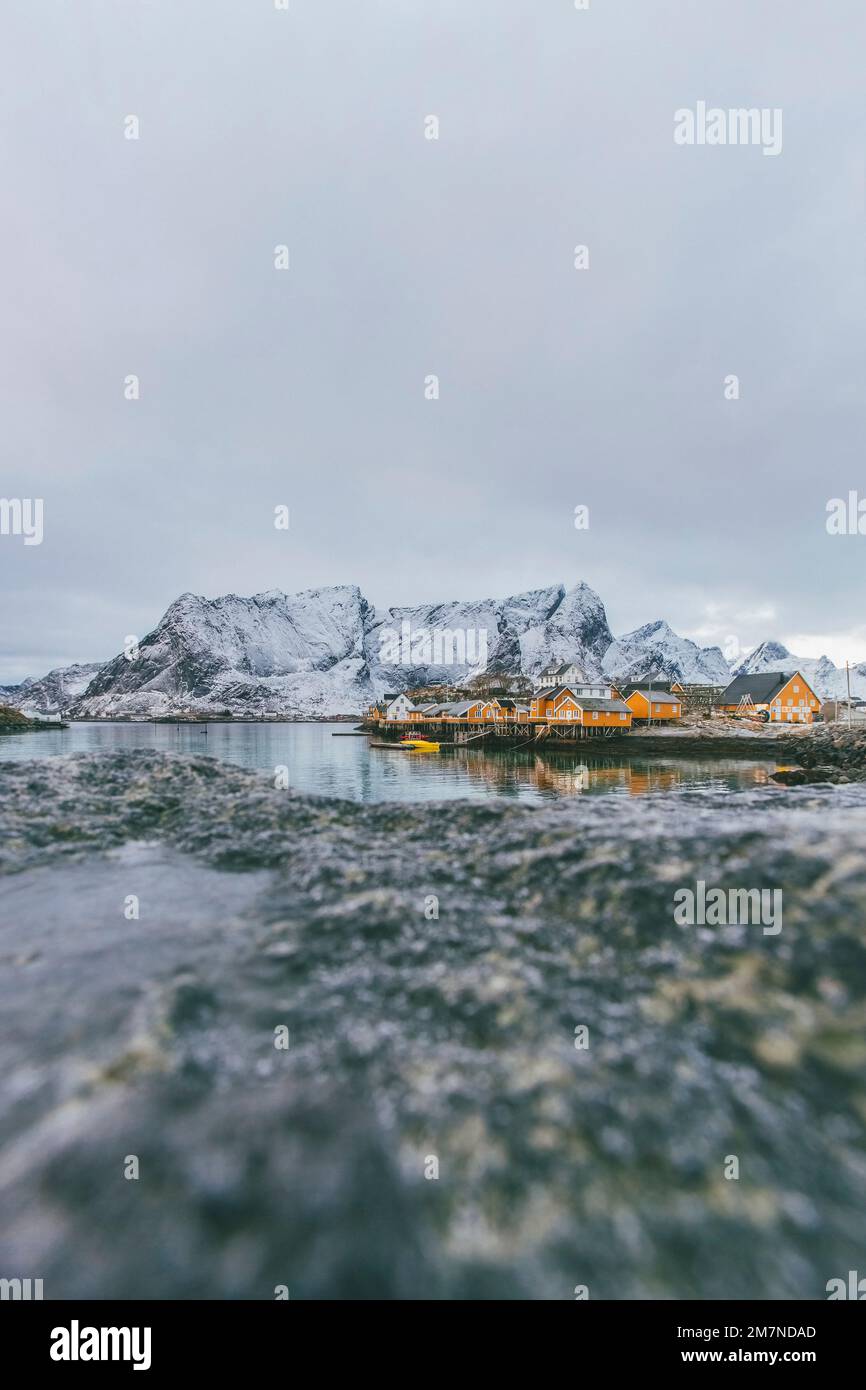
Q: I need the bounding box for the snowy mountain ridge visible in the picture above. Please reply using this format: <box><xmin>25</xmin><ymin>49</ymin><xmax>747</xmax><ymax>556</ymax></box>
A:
<box><xmin>65</xmin><ymin>581</ymin><xmax>614</xmax><ymax>718</ymax></box>
<box><xmin>731</xmin><ymin>640</ymin><xmax>866</xmax><ymax>702</ymax></box>
<box><xmin>0</xmin><ymin>663</ymin><xmax>105</xmax><ymax>717</ymax></box>
<box><xmin>2</xmin><ymin>583</ymin><xmax>861</xmax><ymax>716</ymax></box>
<box><xmin>602</xmin><ymin>619</ymin><xmax>730</xmax><ymax>686</ymax></box>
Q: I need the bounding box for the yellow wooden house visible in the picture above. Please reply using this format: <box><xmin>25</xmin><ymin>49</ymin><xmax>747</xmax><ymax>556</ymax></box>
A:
<box><xmin>530</xmin><ymin>685</ymin><xmax>633</xmax><ymax>729</ymax></box>
<box><xmin>717</xmin><ymin>671</ymin><xmax>819</xmax><ymax>723</ymax></box>
<box><xmin>624</xmin><ymin>689</ymin><xmax>683</xmax><ymax>721</ymax></box>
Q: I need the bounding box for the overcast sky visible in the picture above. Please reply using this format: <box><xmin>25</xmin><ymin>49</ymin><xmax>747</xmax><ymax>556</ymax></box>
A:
<box><xmin>2</xmin><ymin>0</ymin><xmax>864</xmax><ymax>680</ymax></box>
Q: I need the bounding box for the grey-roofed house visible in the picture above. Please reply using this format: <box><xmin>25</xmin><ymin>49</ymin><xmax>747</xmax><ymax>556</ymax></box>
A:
<box><xmin>530</xmin><ymin>685</ymin><xmax>633</xmax><ymax>726</ymax></box>
<box><xmin>616</xmin><ymin>679</ymin><xmax>685</xmax><ymax>698</ymax></box>
<box><xmin>493</xmin><ymin>697</ymin><xmax>530</xmax><ymax>721</ymax></box>
<box><xmin>538</xmin><ymin>660</ymin><xmax>590</xmax><ymax>689</ymax></box>
<box><xmin>384</xmin><ymin>692</ymin><xmax>416</xmax><ymax>721</ymax></box>
<box><xmin>532</xmin><ymin>675</ymin><xmax>614</xmax><ymax>702</ymax></box>
<box><xmin>623</xmin><ymin>688</ymin><xmax>684</xmax><ymax>720</ymax></box>
<box><xmin>718</xmin><ymin>670</ymin><xmax>819</xmax><ymax>723</ymax></box>
<box><xmin>571</xmin><ymin>697</ymin><xmax>632</xmax><ymax>713</ymax></box>
<box><xmin>440</xmin><ymin>699</ymin><xmax>493</xmax><ymax>719</ymax></box>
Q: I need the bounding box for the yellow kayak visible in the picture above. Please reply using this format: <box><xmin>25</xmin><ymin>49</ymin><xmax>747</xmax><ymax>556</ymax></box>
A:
<box><xmin>399</xmin><ymin>738</ymin><xmax>440</xmax><ymax>751</ymax></box>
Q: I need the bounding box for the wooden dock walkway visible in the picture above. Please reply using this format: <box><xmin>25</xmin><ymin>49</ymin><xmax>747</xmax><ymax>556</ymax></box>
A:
<box><xmin>366</xmin><ymin>718</ymin><xmax>624</xmax><ymax>747</ymax></box>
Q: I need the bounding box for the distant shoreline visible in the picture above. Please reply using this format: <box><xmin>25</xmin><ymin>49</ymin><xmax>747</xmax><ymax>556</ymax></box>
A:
<box><xmin>5</xmin><ymin>717</ymin><xmax>859</xmax><ymax>778</ymax></box>
<box><xmin>58</xmin><ymin>715</ymin><xmax>363</xmax><ymax>725</ymax></box>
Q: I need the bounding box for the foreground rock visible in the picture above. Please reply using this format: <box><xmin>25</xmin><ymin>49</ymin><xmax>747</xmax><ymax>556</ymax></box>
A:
<box><xmin>1</xmin><ymin>752</ymin><xmax>865</xmax><ymax>1299</ymax></box>
<box><xmin>772</xmin><ymin>728</ymin><xmax>866</xmax><ymax>785</ymax></box>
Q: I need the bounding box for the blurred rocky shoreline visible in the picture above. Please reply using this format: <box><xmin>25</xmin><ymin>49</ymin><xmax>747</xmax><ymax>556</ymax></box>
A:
<box><xmin>1</xmin><ymin>752</ymin><xmax>865</xmax><ymax>1298</ymax></box>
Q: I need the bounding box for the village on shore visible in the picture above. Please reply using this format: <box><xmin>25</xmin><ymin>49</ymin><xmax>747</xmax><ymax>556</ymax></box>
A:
<box><xmin>367</xmin><ymin>661</ymin><xmax>834</xmax><ymax>739</ymax></box>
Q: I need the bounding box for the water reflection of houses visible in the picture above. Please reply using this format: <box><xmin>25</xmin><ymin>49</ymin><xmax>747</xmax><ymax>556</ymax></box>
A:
<box><xmin>429</xmin><ymin>748</ymin><xmax>774</xmax><ymax>800</ymax></box>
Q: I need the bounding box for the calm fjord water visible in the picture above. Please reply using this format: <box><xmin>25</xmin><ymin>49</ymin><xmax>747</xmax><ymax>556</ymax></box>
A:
<box><xmin>0</xmin><ymin>719</ymin><xmax>780</xmax><ymax>802</ymax></box>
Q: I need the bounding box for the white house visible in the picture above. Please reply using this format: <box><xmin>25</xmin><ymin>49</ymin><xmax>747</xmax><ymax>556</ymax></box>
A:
<box><xmin>537</xmin><ymin>661</ymin><xmax>612</xmax><ymax>699</ymax></box>
<box><xmin>384</xmin><ymin>692</ymin><xmax>416</xmax><ymax>721</ymax></box>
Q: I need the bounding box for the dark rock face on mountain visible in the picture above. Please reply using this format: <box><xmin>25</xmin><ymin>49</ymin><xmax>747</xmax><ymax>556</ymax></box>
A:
<box><xmin>5</xmin><ymin>581</ymin><xmax>860</xmax><ymax>718</ymax></box>
<box><xmin>732</xmin><ymin>641</ymin><xmax>866</xmax><ymax>703</ymax></box>
<box><xmin>0</xmin><ymin>662</ymin><xmax>103</xmax><ymax>714</ymax></box>
<box><xmin>74</xmin><ymin>587</ymin><xmax>375</xmax><ymax>718</ymax></box>
<box><xmin>1</xmin><ymin>751</ymin><xmax>865</xmax><ymax>1297</ymax></box>
<box><xmin>602</xmin><ymin>620</ymin><xmax>730</xmax><ymax>685</ymax></box>
<box><xmin>70</xmin><ymin>581</ymin><xmax>615</xmax><ymax>717</ymax></box>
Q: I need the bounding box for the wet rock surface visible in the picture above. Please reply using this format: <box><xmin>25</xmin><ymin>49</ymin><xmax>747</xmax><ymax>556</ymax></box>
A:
<box><xmin>1</xmin><ymin>751</ymin><xmax>865</xmax><ymax>1299</ymax></box>
<box><xmin>772</xmin><ymin>728</ymin><xmax>866</xmax><ymax>785</ymax></box>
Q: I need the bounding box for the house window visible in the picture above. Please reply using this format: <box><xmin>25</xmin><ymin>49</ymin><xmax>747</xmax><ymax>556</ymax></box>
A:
<box><xmin>787</xmin><ymin>698</ymin><xmax>793</xmax><ymax>706</ymax></box>
<box><xmin>620</xmin><ymin>712</ymin><xmax>626</xmax><ymax>720</ymax></box>
<box><xmin>655</xmin><ymin>704</ymin><xmax>661</xmax><ymax>713</ymax></box>
<box><xmin>793</xmin><ymin>684</ymin><xmax>799</xmax><ymax>692</ymax></box>
<box><xmin>592</xmin><ymin>711</ymin><xmax>599</xmax><ymax>720</ymax></box>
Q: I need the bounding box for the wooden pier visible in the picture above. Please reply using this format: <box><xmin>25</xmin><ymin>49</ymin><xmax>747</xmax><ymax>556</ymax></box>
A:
<box><xmin>367</xmin><ymin>718</ymin><xmax>624</xmax><ymax>747</ymax></box>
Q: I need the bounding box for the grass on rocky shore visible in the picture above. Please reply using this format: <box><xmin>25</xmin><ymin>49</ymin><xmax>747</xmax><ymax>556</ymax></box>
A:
<box><xmin>0</xmin><ymin>705</ymin><xmax>66</xmax><ymax>732</ymax></box>
<box><xmin>0</xmin><ymin>704</ymin><xmax>32</xmax><ymax>727</ymax></box>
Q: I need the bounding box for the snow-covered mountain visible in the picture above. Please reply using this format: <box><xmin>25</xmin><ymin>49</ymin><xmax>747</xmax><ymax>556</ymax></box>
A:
<box><xmin>601</xmin><ymin>620</ymin><xmax>730</xmax><ymax>685</ymax></box>
<box><xmin>74</xmin><ymin>587</ymin><xmax>375</xmax><ymax>718</ymax></box>
<box><xmin>367</xmin><ymin>581</ymin><xmax>613</xmax><ymax>691</ymax></box>
<box><xmin>731</xmin><ymin>641</ymin><xmax>866</xmax><ymax>702</ymax></box>
<box><xmin>68</xmin><ymin>581</ymin><xmax>614</xmax><ymax>718</ymax></box>
<box><xmin>0</xmin><ymin>663</ymin><xmax>104</xmax><ymax>715</ymax></box>
<box><xmin>5</xmin><ymin>584</ymin><xmax>862</xmax><ymax>717</ymax></box>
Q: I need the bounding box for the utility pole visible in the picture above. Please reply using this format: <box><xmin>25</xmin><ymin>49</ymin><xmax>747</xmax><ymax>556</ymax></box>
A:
<box><xmin>846</xmin><ymin>661</ymin><xmax>852</xmax><ymax>730</ymax></box>
<box><xmin>647</xmin><ymin>677</ymin><xmax>653</xmax><ymax>728</ymax></box>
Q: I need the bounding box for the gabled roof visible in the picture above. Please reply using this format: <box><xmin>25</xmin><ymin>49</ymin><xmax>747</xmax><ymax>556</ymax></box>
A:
<box><xmin>540</xmin><ymin>660</ymin><xmax>589</xmax><ymax>679</ymax></box>
<box><xmin>445</xmin><ymin>699</ymin><xmax>488</xmax><ymax>716</ymax></box>
<box><xmin>385</xmin><ymin>692</ymin><xmax>414</xmax><ymax>707</ymax></box>
<box><xmin>626</xmin><ymin>689</ymin><xmax>682</xmax><ymax>705</ymax></box>
<box><xmin>571</xmin><ymin>698</ymin><xmax>631</xmax><ymax>713</ymax></box>
<box><xmin>534</xmin><ymin>682</ymin><xmax>611</xmax><ymax>701</ymax></box>
<box><xmin>720</xmin><ymin>671</ymin><xmax>812</xmax><ymax>705</ymax></box>
<box><xmin>533</xmin><ymin>683</ymin><xmax>593</xmax><ymax>700</ymax></box>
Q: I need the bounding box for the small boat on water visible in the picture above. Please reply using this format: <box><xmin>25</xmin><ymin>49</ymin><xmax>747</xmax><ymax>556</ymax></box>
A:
<box><xmin>369</xmin><ymin>735</ymin><xmax>442</xmax><ymax>751</ymax></box>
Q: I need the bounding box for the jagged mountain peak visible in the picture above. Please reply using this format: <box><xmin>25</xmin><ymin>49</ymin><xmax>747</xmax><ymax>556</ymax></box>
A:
<box><xmin>602</xmin><ymin>619</ymin><xmax>729</xmax><ymax>685</ymax></box>
<box><xmin>62</xmin><ymin>579</ymin><xmax>613</xmax><ymax>716</ymax></box>
<box><xmin>731</xmin><ymin>639</ymin><xmax>792</xmax><ymax>673</ymax></box>
<box><xmin>7</xmin><ymin>581</ymin><xmax>862</xmax><ymax>716</ymax></box>
<box><xmin>0</xmin><ymin>661</ymin><xmax>105</xmax><ymax>715</ymax></box>
<box><xmin>731</xmin><ymin>640</ymin><xmax>866</xmax><ymax>702</ymax></box>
